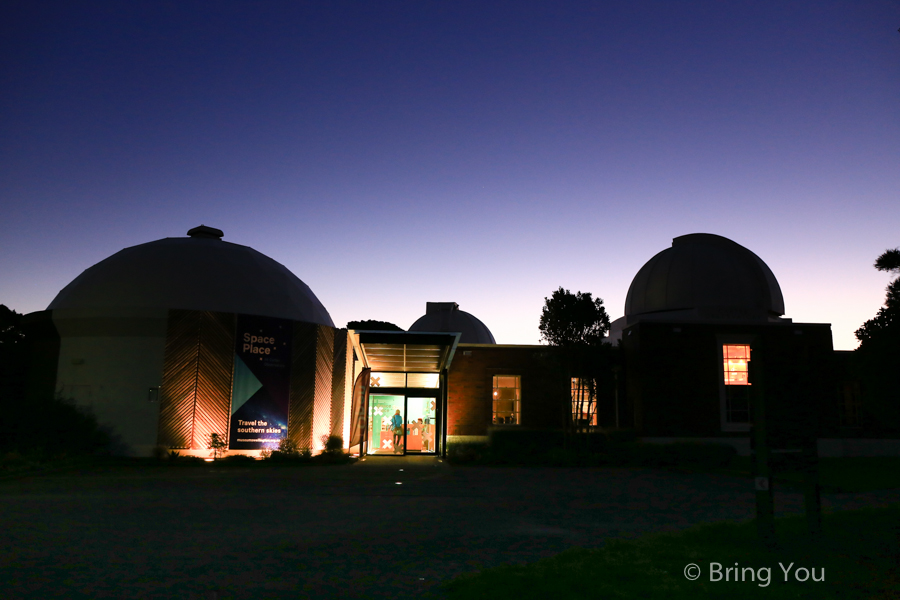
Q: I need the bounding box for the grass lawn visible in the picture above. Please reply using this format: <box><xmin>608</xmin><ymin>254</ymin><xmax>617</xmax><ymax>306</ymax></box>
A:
<box><xmin>442</xmin><ymin>506</ymin><xmax>900</xmax><ymax>599</ymax></box>
<box><xmin>725</xmin><ymin>456</ymin><xmax>900</xmax><ymax>492</ymax></box>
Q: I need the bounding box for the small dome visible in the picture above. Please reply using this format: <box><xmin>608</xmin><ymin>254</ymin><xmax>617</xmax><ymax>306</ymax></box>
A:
<box><xmin>408</xmin><ymin>302</ymin><xmax>496</xmax><ymax>344</ymax></box>
<box><xmin>624</xmin><ymin>233</ymin><xmax>785</xmax><ymax>321</ymax></box>
<box><xmin>48</xmin><ymin>227</ymin><xmax>334</xmax><ymax>326</ymax></box>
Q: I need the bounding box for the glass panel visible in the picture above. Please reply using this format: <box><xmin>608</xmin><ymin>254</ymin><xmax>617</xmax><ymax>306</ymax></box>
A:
<box><xmin>723</xmin><ymin>345</ymin><xmax>750</xmax><ymax>386</ymax></box>
<box><xmin>369</xmin><ymin>372</ymin><xmax>406</xmax><ymax>388</ymax></box>
<box><xmin>406</xmin><ymin>373</ymin><xmax>439</xmax><ymax>388</ymax></box>
<box><xmin>726</xmin><ymin>386</ymin><xmax>751</xmax><ymax>423</ymax></box>
<box><xmin>571</xmin><ymin>377</ymin><xmax>598</xmax><ymax>426</ymax></box>
<box><xmin>492</xmin><ymin>375</ymin><xmax>521</xmax><ymax>425</ymax></box>
<box><xmin>368</xmin><ymin>395</ymin><xmax>405</xmax><ymax>454</ymax></box>
<box><xmin>405</xmin><ymin>397</ymin><xmax>437</xmax><ymax>453</ymax></box>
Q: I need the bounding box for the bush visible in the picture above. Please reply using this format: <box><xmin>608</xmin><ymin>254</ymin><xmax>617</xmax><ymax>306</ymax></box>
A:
<box><xmin>221</xmin><ymin>454</ymin><xmax>257</xmax><ymax>464</ymax></box>
<box><xmin>0</xmin><ymin>394</ymin><xmax>116</xmax><ymax>459</ymax></box>
<box><xmin>264</xmin><ymin>438</ymin><xmax>312</xmax><ymax>463</ymax></box>
<box><xmin>606</xmin><ymin>441</ymin><xmax>737</xmax><ymax>468</ymax></box>
<box><xmin>278</xmin><ymin>437</ymin><xmax>300</xmax><ymax>456</ymax></box>
<box><xmin>322</xmin><ymin>434</ymin><xmax>344</xmax><ymax>454</ymax></box>
<box><xmin>446</xmin><ymin>442</ymin><xmax>490</xmax><ymax>465</ymax></box>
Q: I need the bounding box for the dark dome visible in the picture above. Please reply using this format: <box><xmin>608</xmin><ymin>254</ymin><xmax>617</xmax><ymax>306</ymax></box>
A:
<box><xmin>408</xmin><ymin>302</ymin><xmax>496</xmax><ymax>344</ymax></box>
<box><xmin>624</xmin><ymin>234</ymin><xmax>785</xmax><ymax>321</ymax></box>
<box><xmin>48</xmin><ymin>227</ymin><xmax>334</xmax><ymax>326</ymax></box>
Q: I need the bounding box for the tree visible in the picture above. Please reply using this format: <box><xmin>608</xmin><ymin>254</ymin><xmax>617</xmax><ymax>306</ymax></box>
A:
<box><xmin>539</xmin><ymin>288</ymin><xmax>612</xmax><ymax>437</ymax></box>
<box><xmin>0</xmin><ymin>305</ymin><xmax>27</xmax><ymax>424</ymax></box>
<box><xmin>208</xmin><ymin>432</ymin><xmax>228</xmax><ymax>460</ymax></box>
<box><xmin>853</xmin><ymin>248</ymin><xmax>900</xmax><ymax>433</ymax></box>
<box><xmin>855</xmin><ymin>248</ymin><xmax>899</xmax><ymax>347</ymax></box>
<box><xmin>346</xmin><ymin>320</ymin><xmax>404</xmax><ymax>331</ymax></box>
<box><xmin>539</xmin><ymin>288</ymin><xmax>610</xmax><ymax>348</ymax></box>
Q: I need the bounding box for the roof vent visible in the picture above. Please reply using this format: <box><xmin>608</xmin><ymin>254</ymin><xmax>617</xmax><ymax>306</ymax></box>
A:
<box><xmin>425</xmin><ymin>302</ymin><xmax>459</xmax><ymax>314</ymax></box>
<box><xmin>187</xmin><ymin>225</ymin><xmax>224</xmax><ymax>240</ymax></box>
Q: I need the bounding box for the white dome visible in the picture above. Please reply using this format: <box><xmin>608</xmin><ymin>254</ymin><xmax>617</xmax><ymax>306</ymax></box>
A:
<box><xmin>625</xmin><ymin>233</ymin><xmax>784</xmax><ymax>321</ymax></box>
<box><xmin>408</xmin><ymin>302</ymin><xmax>496</xmax><ymax>344</ymax></box>
<box><xmin>48</xmin><ymin>227</ymin><xmax>334</xmax><ymax>326</ymax></box>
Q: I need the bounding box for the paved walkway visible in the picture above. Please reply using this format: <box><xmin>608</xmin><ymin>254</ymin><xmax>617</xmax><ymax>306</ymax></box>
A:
<box><xmin>1</xmin><ymin>458</ymin><xmax>897</xmax><ymax>599</ymax></box>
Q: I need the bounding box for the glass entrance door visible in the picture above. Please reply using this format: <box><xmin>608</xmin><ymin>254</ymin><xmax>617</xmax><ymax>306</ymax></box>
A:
<box><xmin>405</xmin><ymin>397</ymin><xmax>437</xmax><ymax>454</ymax></box>
<box><xmin>367</xmin><ymin>394</ymin><xmax>439</xmax><ymax>456</ymax></box>
<box><xmin>368</xmin><ymin>395</ymin><xmax>405</xmax><ymax>455</ymax></box>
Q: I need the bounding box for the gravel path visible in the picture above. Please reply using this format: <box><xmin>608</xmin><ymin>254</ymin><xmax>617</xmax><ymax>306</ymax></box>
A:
<box><xmin>1</xmin><ymin>457</ymin><xmax>897</xmax><ymax>599</ymax></box>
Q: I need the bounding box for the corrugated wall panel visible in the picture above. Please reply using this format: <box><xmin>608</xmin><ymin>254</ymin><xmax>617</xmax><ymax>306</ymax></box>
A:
<box><xmin>312</xmin><ymin>325</ymin><xmax>334</xmax><ymax>451</ymax></box>
<box><xmin>158</xmin><ymin>310</ymin><xmax>200</xmax><ymax>448</ymax></box>
<box><xmin>342</xmin><ymin>333</ymin><xmax>354</xmax><ymax>445</ymax></box>
<box><xmin>330</xmin><ymin>329</ymin><xmax>348</xmax><ymax>439</ymax></box>
<box><xmin>288</xmin><ymin>322</ymin><xmax>317</xmax><ymax>450</ymax></box>
<box><xmin>190</xmin><ymin>312</ymin><xmax>236</xmax><ymax>450</ymax></box>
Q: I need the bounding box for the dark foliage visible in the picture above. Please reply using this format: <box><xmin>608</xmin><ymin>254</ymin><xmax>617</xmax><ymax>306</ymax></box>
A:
<box><xmin>0</xmin><ymin>394</ymin><xmax>114</xmax><ymax>457</ymax></box>
<box><xmin>447</xmin><ymin>436</ymin><xmax>736</xmax><ymax>469</ymax></box>
<box><xmin>538</xmin><ymin>288</ymin><xmax>615</xmax><ymax>431</ymax></box>
<box><xmin>346</xmin><ymin>320</ymin><xmax>404</xmax><ymax>331</ymax></box>
<box><xmin>539</xmin><ymin>288</ymin><xmax>610</xmax><ymax>348</ymax></box>
<box><xmin>0</xmin><ymin>305</ymin><xmax>26</xmax><ymax>401</ymax></box>
<box><xmin>853</xmin><ymin>248</ymin><xmax>900</xmax><ymax>432</ymax></box>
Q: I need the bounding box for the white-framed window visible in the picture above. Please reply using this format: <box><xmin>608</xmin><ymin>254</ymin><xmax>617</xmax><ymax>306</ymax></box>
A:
<box><xmin>571</xmin><ymin>377</ymin><xmax>598</xmax><ymax>426</ymax></box>
<box><xmin>492</xmin><ymin>375</ymin><xmax>521</xmax><ymax>425</ymax></box>
<box><xmin>719</xmin><ymin>341</ymin><xmax>752</xmax><ymax>431</ymax></box>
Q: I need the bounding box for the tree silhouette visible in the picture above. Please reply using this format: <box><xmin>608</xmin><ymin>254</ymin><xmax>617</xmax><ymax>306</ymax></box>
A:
<box><xmin>855</xmin><ymin>248</ymin><xmax>899</xmax><ymax>346</ymax></box>
<box><xmin>346</xmin><ymin>320</ymin><xmax>404</xmax><ymax>331</ymax></box>
<box><xmin>539</xmin><ymin>288</ymin><xmax>611</xmax><ymax>434</ymax></box>
<box><xmin>853</xmin><ymin>248</ymin><xmax>900</xmax><ymax>433</ymax></box>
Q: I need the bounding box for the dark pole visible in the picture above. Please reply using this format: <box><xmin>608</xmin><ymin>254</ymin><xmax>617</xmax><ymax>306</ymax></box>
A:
<box><xmin>750</xmin><ymin>341</ymin><xmax>775</xmax><ymax>547</ymax></box>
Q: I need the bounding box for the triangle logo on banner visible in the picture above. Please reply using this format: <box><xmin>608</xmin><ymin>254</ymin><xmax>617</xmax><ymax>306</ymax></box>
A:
<box><xmin>231</xmin><ymin>354</ymin><xmax>263</xmax><ymax>415</ymax></box>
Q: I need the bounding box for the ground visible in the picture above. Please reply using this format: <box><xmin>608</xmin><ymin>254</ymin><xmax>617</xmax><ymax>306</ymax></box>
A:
<box><xmin>1</xmin><ymin>456</ymin><xmax>897</xmax><ymax>599</ymax></box>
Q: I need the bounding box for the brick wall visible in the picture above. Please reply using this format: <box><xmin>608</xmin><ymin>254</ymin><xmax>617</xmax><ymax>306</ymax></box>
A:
<box><xmin>447</xmin><ymin>345</ymin><xmax>567</xmax><ymax>436</ymax></box>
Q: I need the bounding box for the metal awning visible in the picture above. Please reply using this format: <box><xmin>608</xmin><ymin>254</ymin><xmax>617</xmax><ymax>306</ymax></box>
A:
<box><xmin>350</xmin><ymin>331</ymin><xmax>460</xmax><ymax>372</ymax></box>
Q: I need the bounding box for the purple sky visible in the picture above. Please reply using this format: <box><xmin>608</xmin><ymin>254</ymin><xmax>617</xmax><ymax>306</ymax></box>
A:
<box><xmin>2</xmin><ymin>1</ymin><xmax>898</xmax><ymax>350</ymax></box>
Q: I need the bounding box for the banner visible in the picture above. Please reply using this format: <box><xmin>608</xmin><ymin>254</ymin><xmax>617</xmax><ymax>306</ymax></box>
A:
<box><xmin>229</xmin><ymin>315</ymin><xmax>292</xmax><ymax>449</ymax></box>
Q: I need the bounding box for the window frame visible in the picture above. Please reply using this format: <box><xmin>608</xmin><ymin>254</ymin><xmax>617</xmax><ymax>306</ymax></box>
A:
<box><xmin>717</xmin><ymin>336</ymin><xmax>754</xmax><ymax>432</ymax></box>
<box><xmin>570</xmin><ymin>377</ymin><xmax>598</xmax><ymax>426</ymax></box>
<box><xmin>492</xmin><ymin>374</ymin><xmax>521</xmax><ymax>425</ymax></box>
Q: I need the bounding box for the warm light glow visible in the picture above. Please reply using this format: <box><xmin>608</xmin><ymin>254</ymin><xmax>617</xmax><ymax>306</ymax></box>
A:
<box><xmin>723</xmin><ymin>344</ymin><xmax>750</xmax><ymax>386</ymax></box>
<box><xmin>571</xmin><ymin>377</ymin><xmax>598</xmax><ymax>426</ymax></box>
<box><xmin>492</xmin><ymin>375</ymin><xmax>521</xmax><ymax>424</ymax></box>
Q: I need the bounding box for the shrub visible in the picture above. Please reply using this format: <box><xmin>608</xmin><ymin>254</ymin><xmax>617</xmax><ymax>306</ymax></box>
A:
<box><xmin>278</xmin><ymin>437</ymin><xmax>300</xmax><ymax>456</ymax></box>
<box><xmin>446</xmin><ymin>442</ymin><xmax>490</xmax><ymax>465</ymax></box>
<box><xmin>208</xmin><ymin>432</ymin><xmax>228</xmax><ymax>460</ymax></box>
<box><xmin>605</xmin><ymin>441</ymin><xmax>737</xmax><ymax>469</ymax></box>
<box><xmin>322</xmin><ymin>434</ymin><xmax>344</xmax><ymax>454</ymax></box>
<box><xmin>221</xmin><ymin>454</ymin><xmax>256</xmax><ymax>464</ymax></box>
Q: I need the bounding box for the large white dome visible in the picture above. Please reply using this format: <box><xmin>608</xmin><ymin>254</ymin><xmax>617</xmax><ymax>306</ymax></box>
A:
<box><xmin>48</xmin><ymin>226</ymin><xmax>334</xmax><ymax>326</ymax></box>
<box><xmin>624</xmin><ymin>233</ymin><xmax>785</xmax><ymax>321</ymax></box>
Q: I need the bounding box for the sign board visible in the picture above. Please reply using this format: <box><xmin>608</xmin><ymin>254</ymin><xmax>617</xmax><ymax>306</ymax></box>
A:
<box><xmin>229</xmin><ymin>315</ymin><xmax>292</xmax><ymax>449</ymax></box>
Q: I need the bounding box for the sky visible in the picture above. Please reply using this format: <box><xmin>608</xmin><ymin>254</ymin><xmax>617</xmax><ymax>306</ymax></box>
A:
<box><xmin>1</xmin><ymin>1</ymin><xmax>898</xmax><ymax>350</ymax></box>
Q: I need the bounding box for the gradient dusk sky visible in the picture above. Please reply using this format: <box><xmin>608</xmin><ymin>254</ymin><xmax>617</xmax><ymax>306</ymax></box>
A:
<box><xmin>2</xmin><ymin>1</ymin><xmax>898</xmax><ymax>350</ymax></box>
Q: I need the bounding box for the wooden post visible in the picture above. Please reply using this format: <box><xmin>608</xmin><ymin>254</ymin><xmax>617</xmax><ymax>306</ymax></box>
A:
<box><xmin>750</xmin><ymin>342</ymin><xmax>775</xmax><ymax>547</ymax></box>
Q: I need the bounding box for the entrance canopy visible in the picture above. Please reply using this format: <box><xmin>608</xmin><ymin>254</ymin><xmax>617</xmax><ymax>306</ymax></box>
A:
<box><xmin>350</xmin><ymin>331</ymin><xmax>460</xmax><ymax>373</ymax></box>
<box><xmin>349</xmin><ymin>330</ymin><xmax>459</xmax><ymax>457</ymax></box>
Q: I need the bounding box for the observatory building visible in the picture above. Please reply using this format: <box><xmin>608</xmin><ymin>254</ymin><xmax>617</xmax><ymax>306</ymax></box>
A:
<box><xmin>28</xmin><ymin>226</ymin><xmax>353</xmax><ymax>456</ymax></box>
<box><xmin>24</xmin><ymin>228</ymin><xmax>843</xmax><ymax>457</ymax></box>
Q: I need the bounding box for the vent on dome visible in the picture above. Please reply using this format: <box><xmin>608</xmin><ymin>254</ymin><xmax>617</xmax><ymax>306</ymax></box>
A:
<box><xmin>187</xmin><ymin>225</ymin><xmax>224</xmax><ymax>240</ymax></box>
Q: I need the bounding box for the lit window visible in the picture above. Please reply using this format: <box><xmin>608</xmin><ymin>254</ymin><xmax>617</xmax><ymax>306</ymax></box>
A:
<box><xmin>723</xmin><ymin>345</ymin><xmax>750</xmax><ymax>385</ymax></box>
<box><xmin>492</xmin><ymin>375</ymin><xmax>520</xmax><ymax>425</ymax></box>
<box><xmin>722</xmin><ymin>344</ymin><xmax>751</xmax><ymax>426</ymax></box>
<box><xmin>571</xmin><ymin>378</ymin><xmax>597</xmax><ymax>426</ymax></box>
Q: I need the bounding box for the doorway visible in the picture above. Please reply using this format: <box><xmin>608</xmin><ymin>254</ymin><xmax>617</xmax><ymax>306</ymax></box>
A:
<box><xmin>366</xmin><ymin>394</ymin><xmax>439</xmax><ymax>456</ymax></box>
